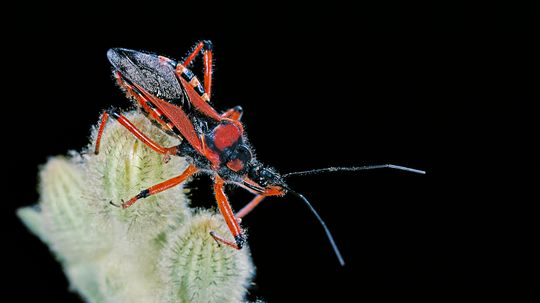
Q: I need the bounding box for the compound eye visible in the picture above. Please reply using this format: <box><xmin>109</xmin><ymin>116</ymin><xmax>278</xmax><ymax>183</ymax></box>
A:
<box><xmin>258</xmin><ymin>168</ymin><xmax>276</xmax><ymax>185</ymax></box>
<box><xmin>261</xmin><ymin>169</ymin><xmax>272</xmax><ymax>179</ymax></box>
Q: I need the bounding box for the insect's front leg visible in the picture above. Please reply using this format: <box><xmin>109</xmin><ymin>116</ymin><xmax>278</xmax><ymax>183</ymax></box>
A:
<box><xmin>235</xmin><ymin>195</ymin><xmax>266</xmax><ymax>224</ymax></box>
<box><xmin>211</xmin><ymin>176</ymin><xmax>246</xmax><ymax>249</ymax></box>
<box><xmin>94</xmin><ymin>109</ymin><xmax>178</xmax><ymax>160</ymax></box>
<box><xmin>113</xmin><ymin>164</ymin><xmax>198</xmax><ymax>208</ymax></box>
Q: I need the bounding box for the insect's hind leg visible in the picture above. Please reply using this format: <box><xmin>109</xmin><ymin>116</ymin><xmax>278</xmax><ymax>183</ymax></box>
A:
<box><xmin>94</xmin><ymin>109</ymin><xmax>178</xmax><ymax>157</ymax></box>
<box><xmin>180</xmin><ymin>40</ymin><xmax>214</xmax><ymax>97</ymax></box>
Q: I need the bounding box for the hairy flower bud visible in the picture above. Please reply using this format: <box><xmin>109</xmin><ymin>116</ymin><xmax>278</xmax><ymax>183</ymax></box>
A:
<box><xmin>18</xmin><ymin>111</ymin><xmax>256</xmax><ymax>303</ymax></box>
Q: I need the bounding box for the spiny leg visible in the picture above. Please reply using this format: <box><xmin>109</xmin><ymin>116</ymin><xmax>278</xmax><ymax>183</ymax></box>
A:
<box><xmin>115</xmin><ymin>164</ymin><xmax>198</xmax><ymax>208</ymax></box>
<box><xmin>211</xmin><ymin>176</ymin><xmax>246</xmax><ymax>249</ymax></box>
<box><xmin>94</xmin><ymin>111</ymin><xmax>109</xmax><ymax>154</ymax></box>
<box><xmin>180</xmin><ymin>40</ymin><xmax>214</xmax><ymax>97</ymax></box>
<box><xmin>175</xmin><ymin>42</ymin><xmax>226</xmax><ymax>121</ymax></box>
<box><xmin>203</xmin><ymin>44</ymin><xmax>213</xmax><ymax>96</ymax></box>
<box><xmin>94</xmin><ymin>110</ymin><xmax>178</xmax><ymax>157</ymax></box>
<box><xmin>182</xmin><ymin>41</ymin><xmax>205</xmax><ymax>66</ymax></box>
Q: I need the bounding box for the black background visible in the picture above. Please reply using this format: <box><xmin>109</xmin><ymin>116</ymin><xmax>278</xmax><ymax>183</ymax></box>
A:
<box><xmin>3</xmin><ymin>3</ymin><xmax>536</xmax><ymax>302</ymax></box>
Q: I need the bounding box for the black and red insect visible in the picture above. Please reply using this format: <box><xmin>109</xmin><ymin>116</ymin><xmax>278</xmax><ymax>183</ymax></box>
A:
<box><xmin>95</xmin><ymin>41</ymin><xmax>424</xmax><ymax>266</ymax></box>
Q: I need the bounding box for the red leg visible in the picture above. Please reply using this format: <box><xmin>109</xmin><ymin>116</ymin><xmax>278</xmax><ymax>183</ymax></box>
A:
<box><xmin>181</xmin><ymin>40</ymin><xmax>214</xmax><ymax>97</ymax></box>
<box><xmin>236</xmin><ymin>195</ymin><xmax>266</xmax><ymax>219</ymax></box>
<box><xmin>203</xmin><ymin>47</ymin><xmax>212</xmax><ymax>96</ymax></box>
<box><xmin>182</xmin><ymin>41</ymin><xmax>204</xmax><ymax>67</ymax></box>
<box><xmin>211</xmin><ymin>176</ymin><xmax>245</xmax><ymax>249</ymax></box>
<box><xmin>221</xmin><ymin>106</ymin><xmax>244</xmax><ymax>121</ymax></box>
<box><xmin>118</xmin><ymin>164</ymin><xmax>198</xmax><ymax>208</ymax></box>
<box><xmin>94</xmin><ymin>110</ymin><xmax>178</xmax><ymax>156</ymax></box>
<box><xmin>94</xmin><ymin>111</ymin><xmax>109</xmax><ymax>154</ymax></box>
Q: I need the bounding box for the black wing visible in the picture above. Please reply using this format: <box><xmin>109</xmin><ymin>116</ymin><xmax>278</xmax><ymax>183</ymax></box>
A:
<box><xmin>107</xmin><ymin>48</ymin><xmax>186</xmax><ymax>103</ymax></box>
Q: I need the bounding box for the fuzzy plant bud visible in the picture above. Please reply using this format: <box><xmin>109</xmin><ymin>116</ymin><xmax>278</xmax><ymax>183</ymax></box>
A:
<box><xmin>17</xmin><ymin>111</ymin><xmax>256</xmax><ymax>303</ymax></box>
<box><xmin>19</xmin><ymin>156</ymin><xmax>111</xmax><ymax>263</ymax></box>
<box><xmin>84</xmin><ymin>112</ymin><xmax>191</xmax><ymax>242</ymax></box>
<box><xmin>160</xmin><ymin>211</ymin><xmax>254</xmax><ymax>303</ymax></box>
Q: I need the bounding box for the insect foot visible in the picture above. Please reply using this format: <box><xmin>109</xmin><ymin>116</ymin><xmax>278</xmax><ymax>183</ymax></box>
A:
<box><xmin>17</xmin><ymin>111</ymin><xmax>255</xmax><ymax>303</ymax></box>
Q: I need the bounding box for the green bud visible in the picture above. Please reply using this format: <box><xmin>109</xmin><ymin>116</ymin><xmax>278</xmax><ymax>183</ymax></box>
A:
<box><xmin>160</xmin><ymin>211</ymin><xmax>254</xmax><ymax>303</ymax></box>
<box><xmin>18</xmin><ymin>111</ymin><xmax>256</xmax><ymax>302</ymax></box>
<box><xmin>84</xmin><ymin>112</ymin><xmax>191</xmax><ymax>243</ymax></box>
<box><xmin>28</xmin><ymin>156</ymin><xmax>110</xmax><ymax>263</ymax></box>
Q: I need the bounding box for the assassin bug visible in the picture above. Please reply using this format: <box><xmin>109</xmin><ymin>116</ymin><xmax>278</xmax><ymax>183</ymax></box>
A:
<box><xmin>95</xmin><ymin>41</ymin><xmax>425</xmax><ymax>266</ymax></box>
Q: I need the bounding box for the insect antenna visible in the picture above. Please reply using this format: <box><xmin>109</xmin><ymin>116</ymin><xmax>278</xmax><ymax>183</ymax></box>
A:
<box><xmin>282</xmin><ymin>164</ymin><xmax>425</xmax><ymax>266</ymax></box>
<box><xmin>284</xmin><ymin>164</ymin><xmax>426</xmax><ymax>177</ymax></box>
<box><xmin>287</xmin><ymin>189</ymin><xmax>345</xmax><ymax>267</ymax></box>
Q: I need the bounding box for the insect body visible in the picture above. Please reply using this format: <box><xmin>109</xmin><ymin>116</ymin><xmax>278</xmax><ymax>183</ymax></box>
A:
<box><xmin>97</xmin><ymin>42</ymin><xmax>293</xmax><ymax>252</ymax></box>
<box><xmin>96</xmin><ymin>41</ymin><xmax>424</xmax><ymax>266</ymax></box>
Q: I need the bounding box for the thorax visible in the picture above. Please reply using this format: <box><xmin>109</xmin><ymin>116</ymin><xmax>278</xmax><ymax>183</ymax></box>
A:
<box><xmin>202</xmin><ymin>121</ymin><xmax>252</xmax><ymax>175</ymax></box>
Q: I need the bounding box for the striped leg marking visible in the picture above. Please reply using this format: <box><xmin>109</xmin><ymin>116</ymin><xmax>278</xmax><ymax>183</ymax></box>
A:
<box><xmin>178</xmin><ymin>40</ymin><xmax>214</xmax><ymax>100</ymax></box>
<box><xmin>117</xmin><ymin>164</ymin><xmax>198</xmax><ymax>208</ymax></box>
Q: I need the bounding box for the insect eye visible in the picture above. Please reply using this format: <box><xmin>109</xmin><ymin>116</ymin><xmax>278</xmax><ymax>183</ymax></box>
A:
<box><xmin>260</xmin><ymin>169</ymin><xmax>272</xmax><ymax>179</ymax></box>
<box><xmin>248</xmin><ymin>165</ymin><xmax>262</xmax><ymax>182</ymax></box>
<box><xmin>253</xmin><ymin>168</ymin><xmax>274</xmax><ymax>186</ymax></box>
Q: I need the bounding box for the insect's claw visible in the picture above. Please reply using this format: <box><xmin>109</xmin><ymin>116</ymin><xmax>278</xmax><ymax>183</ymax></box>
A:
<box><xmin>163</xmin><ymin>153</ymin><xmax>171</xmax><ymax>164</ymax></box>
<box><xmin>209</xmin><ymin>231</ymin><xmax>222</xmax><ymax>247</ymax></box>
<box><xmin>110</xmin><ymin>199</ymin><xmax>126</xmax><ymax>208</ymax></box>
